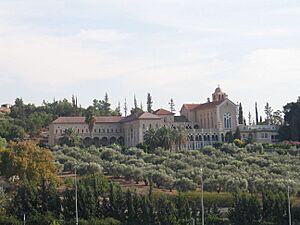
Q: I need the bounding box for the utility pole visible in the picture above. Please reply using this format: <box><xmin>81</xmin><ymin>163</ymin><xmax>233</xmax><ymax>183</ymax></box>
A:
<box><xmin>75</xmin><ymin>167</ymin><xmax>79</xmax><ymax>225</ymax></box>
<box><xmin>201</xmin><ymin>168</ymin><xmax>204</xmax><ymax>225</ymax></box>
<box><xmin>288</xmin><ymin>185</ymin><xmax>292</xmax><ymax>225</ymax></box>
<box><xmin>23</xmin><ymin>213</ymin><xmax>25</xmax><ymax>225</ymax></box>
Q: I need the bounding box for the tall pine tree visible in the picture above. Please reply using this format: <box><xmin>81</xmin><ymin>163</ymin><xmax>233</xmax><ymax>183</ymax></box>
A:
<box><xmin>169</xmin><ymin>98</ymin><xmax>175</xmax><ymax>113</ymax></box>
<box><xmin>147</xmin><ymin>93</ymin><xmax>153</xmax><ymax>113</ymax></box>
<box><xmin>238</xmin><ymin>103</ymin><xmax>244</xmax><ymax>124</ymax></box>
<box><xmin>255</xmin><ymin>102</ymin><xmax>259</xmax><ymax>125</ymax></box>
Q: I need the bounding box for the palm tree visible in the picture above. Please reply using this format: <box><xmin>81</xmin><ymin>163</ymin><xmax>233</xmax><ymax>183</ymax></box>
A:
<box><xmin>157</xmin><ymin>127</ymin><xmax>175</xmax><ymax>151</ymax></box>
<box><xmin>144</xmin><ymin>128</ymin><xmax>158</xmax><ymax>151</ymax></box>
<box><xmin>174</xmin><ymin>126</ymin><xmax>188</xmax><ymax>150</ymax></box>
<box><xmin>85</xmin><ymin>111</ymin><xmax>96</xmax><ymax>135</ymax></box>
<box><xmin>59</xmin><ymin>128</ymin><xmax>81</xmax><ymax>146</ymax></box>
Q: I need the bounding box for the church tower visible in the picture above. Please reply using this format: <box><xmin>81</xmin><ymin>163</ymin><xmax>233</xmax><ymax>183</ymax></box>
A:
<box><xmin>212</xmin><ymin>86</ymin><xmax>228</xmax><ymax>102</ymax></box>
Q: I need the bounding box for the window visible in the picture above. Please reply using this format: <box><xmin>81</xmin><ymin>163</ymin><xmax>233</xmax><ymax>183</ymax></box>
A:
<box><xmin>143</xmin><ymin>124</ymin><xmax>146</xmax><ymax>129</ymax></box>
<box><xmin>223</xmin><ymin>112</ymin><xmax>232</xmax><ymax>129</ymax></box>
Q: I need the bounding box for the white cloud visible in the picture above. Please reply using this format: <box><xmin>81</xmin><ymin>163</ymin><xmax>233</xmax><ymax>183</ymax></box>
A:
<box><xmin>0</xmin><ymin>20</ymin><xmax>140</xmax><ymax>88</ymax></box>
<box><xmin>226</xmin><ymin>48</ymin><xmax>300</xmax><ymax>115</ymax></box>
<box><xmin>239</xmin><ymin>48</ymin><xmax>300</xmax><ymax>82</ymax></box>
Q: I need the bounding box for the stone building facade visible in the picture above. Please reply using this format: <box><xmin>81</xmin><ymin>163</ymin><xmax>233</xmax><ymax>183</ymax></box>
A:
<box><xmin>48</xmin><ymin>87</ymin><xmax>277</xmax><ymax>148</ymax></box>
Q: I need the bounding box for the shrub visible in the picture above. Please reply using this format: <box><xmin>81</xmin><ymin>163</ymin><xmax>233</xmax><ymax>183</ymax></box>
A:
<box><xmin>175</xmin><ymin>178</ymin><xmax>197</xmax><ymax>192</ymax></box>
<box><xmin>77</xmin><ymin>162</ymin><xmax>103</xmax><ymax>175</ymax></box>
<box><xmin>0</xmin><ymin>215</ymin><xmax>21</xmax><ymax>225</ymax></box>
<box><xmin>233</xmin><ymin>139</ymin><xmax>245</xmax><ymax>148</ymax></box>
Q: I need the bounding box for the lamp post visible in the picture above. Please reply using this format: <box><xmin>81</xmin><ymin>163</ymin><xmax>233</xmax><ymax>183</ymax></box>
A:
<box><xmin>288</xmin><ymin>185</ymin><xmax>292</xmax><ymax>225</ymax></box>
<box><xmin>200</xmin><ymin>168</ymin><xmax>204</xmax><ymax>225</ymax></box>
<box><xmin>75</xmin><ymin>167</ymin><xmax>78</xmax><ymax>225</ymax></box>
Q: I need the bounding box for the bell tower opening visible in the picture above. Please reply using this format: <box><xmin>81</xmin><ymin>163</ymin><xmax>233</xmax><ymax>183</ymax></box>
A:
<box><xmin>212</xmin><ymin>85</ymin><xmax>228</xmax><ymax>102</ymax></box>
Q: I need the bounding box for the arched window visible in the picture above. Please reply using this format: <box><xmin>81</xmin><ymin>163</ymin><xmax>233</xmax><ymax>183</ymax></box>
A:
<box><xmin>223</xmin><ymin>112</ymin><xmax>232</xmax><ymax>129</ymax></box>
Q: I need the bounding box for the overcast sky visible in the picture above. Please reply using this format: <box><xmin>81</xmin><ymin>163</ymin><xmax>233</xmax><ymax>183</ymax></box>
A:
<box><xmin>0</xmin><ymin>0</ymin><xmax>299</xmax><ymax>117</ymax></box>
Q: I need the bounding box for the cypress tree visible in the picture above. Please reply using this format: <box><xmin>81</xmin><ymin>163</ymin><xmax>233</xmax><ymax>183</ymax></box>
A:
<box><xmin>169</xmin><ymin>98</ymin><xmax>175</xmax><ymax>113</ymax></box>
<box><xmin>255</xmin><ymin>102</ymin><xmax>259</xmax><ymax>125</ymax></box>
<box><xmin>103</xmin><ymin>93</ymin><xmax>111</xmax><ymax>115</ymax></box>
<box><xmin>140</xmin><ymin>196</ymin><xmax>151</xmax><ymax>225</ymax></box>
<box><xmin>233</xmin><ymin>127</ymin><xmax>241</xmax><ymax>140</ymax></box>
<box><xmin>134</xmin><ymin>95</ymin><xmax>138</xmax><ymax>110</ymax></box>
<box><xmin>147</xmin><ymin>93</ymin><xmax>153</xmax><ymax>113</ymax></box>
<box><xmin>126</xmin><ymin>190</ymin><xmax>135</xmax><ymax>225</ymax></box>
<box><xmin>238</xmin><ymin>103</ymin><xmax>244</xmax><ymax>124</ymax></box>
<box><xmin>124</xmin><ymin>98</ymin><xmax>128</xmax><ymax>117</ymax></box>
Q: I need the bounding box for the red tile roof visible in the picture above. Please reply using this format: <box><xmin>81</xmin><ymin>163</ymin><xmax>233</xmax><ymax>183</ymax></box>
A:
<box><xmin>182</xmin><ymin>104</ymin><xmax>201</xmax><ymax>110</ymax></box>
<box><xmin>121</xmin><ymin>112</ymin><xmax>161</xmax><ymax>123</ymax></box>
<box><xmin>182</xmin><ymin>100</ymin><xmax>224</xmax><ymax>111</ymax></box>
<box><xmin>52</xmin><ymin>116</ymin><xmax>124</xmax><ymax>124</ymax></box>
<box><xmin>153</xmin><ymin>108</ymin><xmax>174</xmax><ymax>115</ymax></box>
<box><xmin>193</xmin><ymin>100</ymin><xmax>224</xmax><ymax>110</ymax></box>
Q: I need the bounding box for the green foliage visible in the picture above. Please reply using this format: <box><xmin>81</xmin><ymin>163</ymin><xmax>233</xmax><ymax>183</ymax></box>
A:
<box><xmin>229</xmin><ymin>193</ymin><xmax>261</xmax><ymax>225</ymax></box>
<box><xmin>0</xmin><ymin>141</ymin><xmax>58</xmax><ymax>184</ymax></box>
<box><xmin>59</xmin><ymin>128</ymin><xmax>81</xmax><ymax>147</ymax></box>
<box><xmin>52</xmin><ymin>144</ymin><xmax>300</xmax><ymax>194</ymax></box>
<box><xmin>279</xmin><ymin>100</ymin><xmax>300</xmax><ymax>141</ymax></box>
<box><xmin>10</xmin><ymin>178</ymin><xmax>38</xmax><ymax>219</ymax></box>
<box><xmin>0</xmin><ymin>188</ymin><xmax>8</xmax><ymax>214</ymax></box>
<box><xmin>144</xmin><ymin>126</ymin><xmax>188</xmax><ymax>151</ymax></box>
<box><xmin>175</xmin><ymin>178</ymin><xmax>197</xmax><ymax>192</ymax></box>
<box><xmin>0</xmin><ymin>137</ymin><xmax>6</xmax><ymax>149</ymax></box>
<box><xmin>0</xmin><ymin>215</ymin><xmax>21</xmax><ymax>225</ymax></box>
<box><xmin>233</xmin><ymin>139</ymin><xmax>245</xmax><ymax>148</ymax></box>
<box><xmin>0</xmin><ymin>119</ymin><xmax>26</xmax><ymax>140</ymax></box>
<box><xmin>85</xmin><ymin>110</ymin><xmax>96</xmax><ymax>134</ymax></box>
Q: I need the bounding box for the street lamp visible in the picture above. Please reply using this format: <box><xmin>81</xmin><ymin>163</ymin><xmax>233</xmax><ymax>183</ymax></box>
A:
<box><xmin>287</xmin><ymin>185</ymin><xmax>292</xmax><ymax>225</ymax></box>
<box><xmin>75</xmin><ymin>167</ymin><xmax>79</xmax><ymax>225</ymax></box>
<box><xmin>200</xmin><ymin>168</ymin><xmax>204</xmax><ymax>225</ymax></box>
